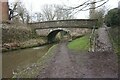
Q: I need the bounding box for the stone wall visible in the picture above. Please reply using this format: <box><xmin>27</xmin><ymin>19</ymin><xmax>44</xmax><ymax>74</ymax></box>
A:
<box><xmin>28</xmin><ymin>19</ymin><xmax>97</xmax><ymax>29</ymax></box>
<box><xmin>36</xmin><ymin>28</ymin><xmax>91</xmax><ymax>37</ymax></box>
<box><xmin>2</xmin><ymin>23</ymin><xmax>91</xmax><ymax>40</ymax></box>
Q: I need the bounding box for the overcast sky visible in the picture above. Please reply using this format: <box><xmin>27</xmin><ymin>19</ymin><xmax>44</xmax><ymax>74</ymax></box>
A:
<box><xmin>8</xmin><ymin>0</ymin><xmax>120</xmax><ymax>19</ymax></box>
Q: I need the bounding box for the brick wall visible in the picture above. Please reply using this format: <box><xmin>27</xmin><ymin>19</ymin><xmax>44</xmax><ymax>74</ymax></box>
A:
<box><xmin>0</xmin><ymin>1</ymin><xmax>9</xmax><ymax>22</ymax></box>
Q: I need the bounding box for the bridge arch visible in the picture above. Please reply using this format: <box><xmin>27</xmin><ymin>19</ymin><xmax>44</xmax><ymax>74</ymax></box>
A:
<box><xmin>47</xmin><ymin>29</ymin><xmax>70</xmax><ymax>43</ymax></box>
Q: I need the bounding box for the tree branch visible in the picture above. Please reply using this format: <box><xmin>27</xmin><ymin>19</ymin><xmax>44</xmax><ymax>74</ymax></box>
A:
<box><xmin>82</xmin><ymin>0</ymin><xmax>109</xmax><ymax>11</ymax></box>
<box><xmin>69</xmin><ymin>0</ymin><xmax>109</xmax><ymax>15</ymax></box>
<box><xmin>63</xmin><ymin>0</ymin><xmax>108</xmax><ymax>11</ymax></box>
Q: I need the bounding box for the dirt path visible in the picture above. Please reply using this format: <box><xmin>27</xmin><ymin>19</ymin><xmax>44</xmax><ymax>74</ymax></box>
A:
<box><xmin>37</xmin><ymin>42</ymin><xmax>77</xmax><ymax>78</ymax></box>
<box><xmin>37</xmin><ymin>27</ymin><xmax>118</xmax><ymax>78</ymax></box>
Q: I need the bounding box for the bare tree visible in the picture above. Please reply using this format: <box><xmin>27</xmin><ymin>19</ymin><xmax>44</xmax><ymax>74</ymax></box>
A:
<box><xmin>15</xmin><ymin>2</ymin><xmax>28</xmax><ymax>23</ymax></box>
<box><xmin>41</xmin><ymin>4</ymin><xmax>75</xmax><ymax>21</ymax></box>
<box><xmin>35</xmin><ymin>13</ymin><xmax>44</xmax><ymax>22</ymax></box>
<box><xmin>9</xmin><ymin>1</ymin><xmax>19</xmax><ymax>20</ymax></box>
<box><xmin>26</xmin><ymin>13</ymin><xmax>30</xmax><ymax>24</ymax></box>
<box><xmin>9</xmin><ymin>2</ymin><xmax>30</xmax><ymax>23</ymax></box>
<box><xmin>54</xmin><ymin>5</ymin><xmax>74</xmax><ymax>20</ymax></box>
<box><xmin>89</xmin><ymin>0</ymin><xmax>96</xmax><ymax>19</ymax></box>
<box><xmin>90</xmin><ymin>7</ymin><xmax>105</xmax><ymax>26</ymax></box>
<box><xmin>41</xmin><ymin>5</ymin><xmax>56</xmax><ymax>21</ymax></box>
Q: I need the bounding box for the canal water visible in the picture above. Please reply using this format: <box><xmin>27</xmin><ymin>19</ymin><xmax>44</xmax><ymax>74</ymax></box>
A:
<box><xmin>2</xmin><ymin>44</ymin><xmax>53</xmax><ymax>78</ymax></box>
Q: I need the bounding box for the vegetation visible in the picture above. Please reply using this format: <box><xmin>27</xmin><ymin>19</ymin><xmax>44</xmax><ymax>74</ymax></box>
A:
<box><xmin>2</xmin><ymin>28</ymin><xmax>36</xmax><ymax>44</ymax></box>
<box><xmin>109</xmin><ymin>27</ymin><xmax>120</xmax><ymax>54</ymax></box>
<box><xmin>108</xmin><ymin>27</ymin><xmax>120</xmax><ymax>65</ymax></box>
<box><xmin>9</xmin><ymin>1</ymin><xmax>30</xmax><ymax>23</ymax></box>
<box><xmin>105</xmin><ymin>8</ymin><xmax>120</xmax><ymax>27</ymax></box>
<box><xmin>68</xmin><ymin>35</ymin><xmax>89</xmax><ymax>51</ymax></box>
<box><xmin>2</xmin><ymin>24</ymin><xmax>47</xmax><ymax>52</ymax></box>
<box><xmin>89</xmin><ymin>8</ymin><xmax>106</xmax><ymax>27</ymax></box>
<box><xmin>34</xmin><ymin>4</ymin><xmax>75</xmax><ymax>22</ymax></box>
<box><xmin>105</xmin><ymin>8</ymin><xmax>120</xmax><ymax>58</ymax></box>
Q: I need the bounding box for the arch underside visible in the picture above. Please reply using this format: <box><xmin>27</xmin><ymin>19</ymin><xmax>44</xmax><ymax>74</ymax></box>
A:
<box><xmin>47</xmin><ymin>29</ymin><xmax>68</xmax><ymax>43</ymax></box>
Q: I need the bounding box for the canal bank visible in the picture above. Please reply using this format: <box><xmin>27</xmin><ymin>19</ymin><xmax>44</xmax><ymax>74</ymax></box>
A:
<box><xmin>2</xmin><ymin>34</ymin><xmax>91</xmax><ymax>78</ymax></box>
<box><xmin>2</xmin><ymin>23</ymin><xmax>54</xmax><ymax>78</ymax></box>
<box><xmin>2</xmin><ymin>23</ymin><xmax>91</xmax><ymax>78</ymax></box>
<box><xmin>11</xmin><ymin>35</ymin><xmax>88</xmax><ymax>78</ymax></box>
<box><xmin>3</xmin><ymin>44</ymin><xmax>56</xmax><ymax>78</ymax></box>
<box><xmin>2</xmin><ymin>23</ymin><xmax>49</xmax><ymax>52</ymax></box>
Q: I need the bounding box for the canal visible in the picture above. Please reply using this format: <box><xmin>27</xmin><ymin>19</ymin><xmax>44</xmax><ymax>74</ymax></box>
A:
<box><xmin>2</xmin><ymin>44</ymin><xmax>53</xmax><ymax>78</ymax></box>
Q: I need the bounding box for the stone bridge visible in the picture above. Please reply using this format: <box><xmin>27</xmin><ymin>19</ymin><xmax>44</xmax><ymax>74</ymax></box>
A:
<box><xmin>28</xmin><ymin>19</ymin><xmax>98</xmax><ymax>42</ymax></box>
<box><xmin>29</xmin><ymin>19</ymin><xmax>97</xmax><ymax>29</ymax></box>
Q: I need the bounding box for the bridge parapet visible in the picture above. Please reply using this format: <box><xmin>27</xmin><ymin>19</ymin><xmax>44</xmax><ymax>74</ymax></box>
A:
<box><xmin>28</xmin><ymin>19</ymin><xmax>98</xmax><ymax>29</ymax></box>
<box><xmin>36</xmin><ymin>28</ymin><xmax>91</xmax><ymax>37</ymax></box>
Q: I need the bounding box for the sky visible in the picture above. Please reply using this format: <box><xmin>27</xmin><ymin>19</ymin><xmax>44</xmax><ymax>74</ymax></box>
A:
<box><xmin>8</xmin><ymin>0</ymin><xmax>120</xmax><ymax>19</ymax></box>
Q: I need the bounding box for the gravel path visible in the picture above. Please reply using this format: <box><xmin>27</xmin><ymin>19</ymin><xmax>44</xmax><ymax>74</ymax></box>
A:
<box><xmin>37</xmin><ymin>27</ymin><xmax>118</xmax><ymax>78</ymax></box>
<box><xmin>96</xmin><ymin>25</ymin><xmax>113</xmax><ymax>51</ymax></box>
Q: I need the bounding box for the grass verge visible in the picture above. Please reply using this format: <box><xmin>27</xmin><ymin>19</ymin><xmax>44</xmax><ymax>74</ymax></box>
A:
<box><xmin>68</xmin><ymin>35</ymin><xmax>90</xmax><ymax>51</ymax></box>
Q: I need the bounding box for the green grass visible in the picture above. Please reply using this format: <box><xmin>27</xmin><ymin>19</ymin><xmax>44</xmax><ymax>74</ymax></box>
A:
<box><xmin>68</xmin><ymin>35</ymin><xmax>90</xmax><ymax>51</ymax></box>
